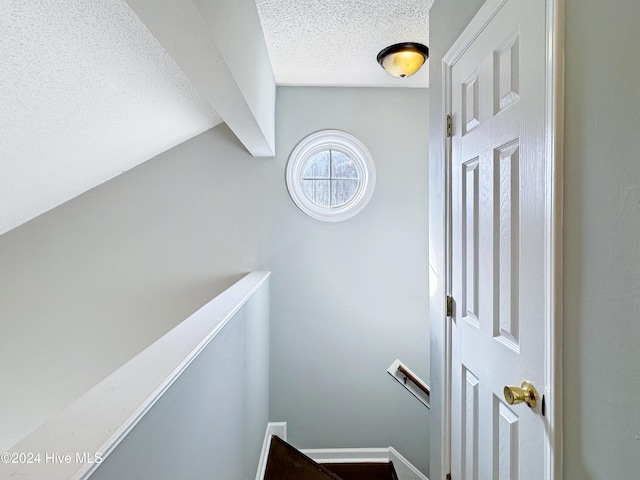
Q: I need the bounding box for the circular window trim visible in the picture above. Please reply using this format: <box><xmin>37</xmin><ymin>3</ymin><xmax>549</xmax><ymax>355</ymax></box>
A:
<box><xmin>286</xmin><ymin>130</ymin><xmax>376</xmax><ymax>222</ymax></box>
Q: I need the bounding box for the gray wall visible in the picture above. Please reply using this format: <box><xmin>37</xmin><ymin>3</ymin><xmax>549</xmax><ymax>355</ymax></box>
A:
<box><xmin>89</xmin><ymin>280</ymin><xmax>270</xmax><ymax>480</ymax></box>
<box><xmin>429</xmin><ymin>0</ymin><xmax>640</xmax><ymax>478</ymax></box>
<box><xmin>563</xmin><ymin>0</ymin><xmax>640</xmax><ymax>477</ymax></box>
<box><xmin>0</xmin><ymin>124</ymin><xmax>271</xmax><ymax>452</ymax></box>
<box><xmin>268</xmin><ymin>87</ymin><xmax>430</xmax><ymax>473</ymax></box>
<box><xmin>0</xmin><ymin>87</ymin><xmax>431</xmax><ymax>473</ymax></box>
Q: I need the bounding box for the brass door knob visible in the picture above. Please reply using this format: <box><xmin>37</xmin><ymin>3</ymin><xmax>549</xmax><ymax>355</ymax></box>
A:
<box><xmin>503</xmin><ymin>381</ymin><xmax>538</xmax><ymax>408</ymax></box>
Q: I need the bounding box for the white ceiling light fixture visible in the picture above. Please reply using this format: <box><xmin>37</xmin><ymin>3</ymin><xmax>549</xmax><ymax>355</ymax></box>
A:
<box><xmin>377</xmin><ymin>42</ymin><xmax>429</xmax><ymax>78</ymax></box>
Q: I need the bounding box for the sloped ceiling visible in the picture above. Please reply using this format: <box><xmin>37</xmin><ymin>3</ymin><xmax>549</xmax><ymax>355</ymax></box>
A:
<box><xmin>255</xmin><ymin>0</ymin><xmax>434</xmax><ymax>87</ymax></box>
<box><xmin>0</xmin><ymin>0</ymin><xmax>433</xmax><ymax>236</ymax></box>
<box><xmin>0</xmin><ymin>0</ymin><xmax>222</xmax><ymax>235</ymax></box>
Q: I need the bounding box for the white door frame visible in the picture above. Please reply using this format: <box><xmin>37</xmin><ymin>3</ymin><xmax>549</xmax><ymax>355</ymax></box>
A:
<box><xmin>429</xmin><ymin>0</ymin><xmax>564</xmax><ymax>479</ymax></box>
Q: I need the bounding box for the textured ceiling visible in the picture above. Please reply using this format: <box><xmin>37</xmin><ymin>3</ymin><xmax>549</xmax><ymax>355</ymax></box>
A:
<box><xmin>0</xmin><ymin>0</ymin><xmax>222</xmax><ymax>235</ymax></box>
<box><xmin>0</xmin><ymin>0</ymin><xmax>433</xmax><ymax>235</ymax></box>
<box><xmin>255</xmin><ymin>0</ymin><xmax>435</xmax><ymax>87</ymax></box>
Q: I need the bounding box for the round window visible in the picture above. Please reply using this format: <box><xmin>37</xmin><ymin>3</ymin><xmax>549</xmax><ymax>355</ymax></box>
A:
<box><xmin>286</xmin><ymin>130</ymin><xmax>376</xmax><ymax>222</ymax></box>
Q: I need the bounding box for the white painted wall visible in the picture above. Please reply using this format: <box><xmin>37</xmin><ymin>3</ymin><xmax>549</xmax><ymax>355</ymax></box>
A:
<box><xmin>268</xmin><ymin>87</ymin><xmax>430</xmax><ymax>474</ymax></box>
<box><xmin>0</xmin><ymin>125</ymin><xmax>271</xmax><ymax>453</ymax></box>
<box><xmin>0</xmin><ymin>87</ymin><xmax>430</xmax><ymax>472</ymax></box>
<box><xmin>88</xmin><ymin>280</ymin><xmax>270</xmax><ymax>480</ymax></box>
<box><xmin>563</xmin><ymin>1</ymin><xmax>640</xmax><ymax>476</ymax></box>
<box><xmin>430</xmin><ymin>0</ymin><xmax>640</xmax><ymax>477</ymax></box>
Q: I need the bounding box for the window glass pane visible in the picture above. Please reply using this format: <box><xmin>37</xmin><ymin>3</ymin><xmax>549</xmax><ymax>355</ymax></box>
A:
<box><xmin>303</xmin><ymin>151</ymin><xmax>330</xmax><ymax>179</ymax></box>
<box><xmin>331</xmin><ymin>151</ymin><xmax>358</xmax><ymax>179</ymax></box>
<box><xmin>331</xmin><ymin>179</ymin><xmax>358</xmax><ymax>207</ymax></box>
<box><xmin>302</xmin><ymin>179</ymin><xmax>330</xmax><ymax>207</ymax></box>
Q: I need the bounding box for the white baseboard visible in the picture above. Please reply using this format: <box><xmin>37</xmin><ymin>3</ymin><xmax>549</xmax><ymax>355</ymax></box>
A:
<box><xmin>301</xmin><ymin>447</ymin><xmax>390</xmax><ymax>464</ymax></box>
<box><xmin>255</xmin><ymin>422</ymin><xmax>287</xmax><ymax>480</ymax></box>
<box><xmin>301</xmin><ymin>446</ymin><xmax>429</xmax><ymax>480</ymax></box>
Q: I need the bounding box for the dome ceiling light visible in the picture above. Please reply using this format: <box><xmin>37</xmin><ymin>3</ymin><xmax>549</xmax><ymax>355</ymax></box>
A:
<box><xmin>377</xmin><ymin>42</ymin><xmax>429</xmax><ymax>78</ymax></box>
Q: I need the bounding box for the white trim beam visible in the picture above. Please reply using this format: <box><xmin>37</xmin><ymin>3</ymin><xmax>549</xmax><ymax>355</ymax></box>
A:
<box><xmin>125</xmin><ymin>0</ymin><xmax>275</xmax><ymax>157</ymax></box>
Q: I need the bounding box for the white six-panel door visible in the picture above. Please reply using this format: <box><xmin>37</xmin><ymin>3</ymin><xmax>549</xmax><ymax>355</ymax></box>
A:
<box><xmin>447</xmin><ymin>0</ymin><xmax>554</xmax><ymax>479</ymax></box>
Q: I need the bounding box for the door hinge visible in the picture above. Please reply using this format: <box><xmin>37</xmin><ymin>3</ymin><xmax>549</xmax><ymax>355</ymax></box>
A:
<box><xmin>446</xmin><ymin>114</ymin><xmax>452</xmax><ymax>137</ymax></box>
<box><xmin>446</xmin><ymin>295</ymin><xmax>453</xmax><ymax>317</ymax></box>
